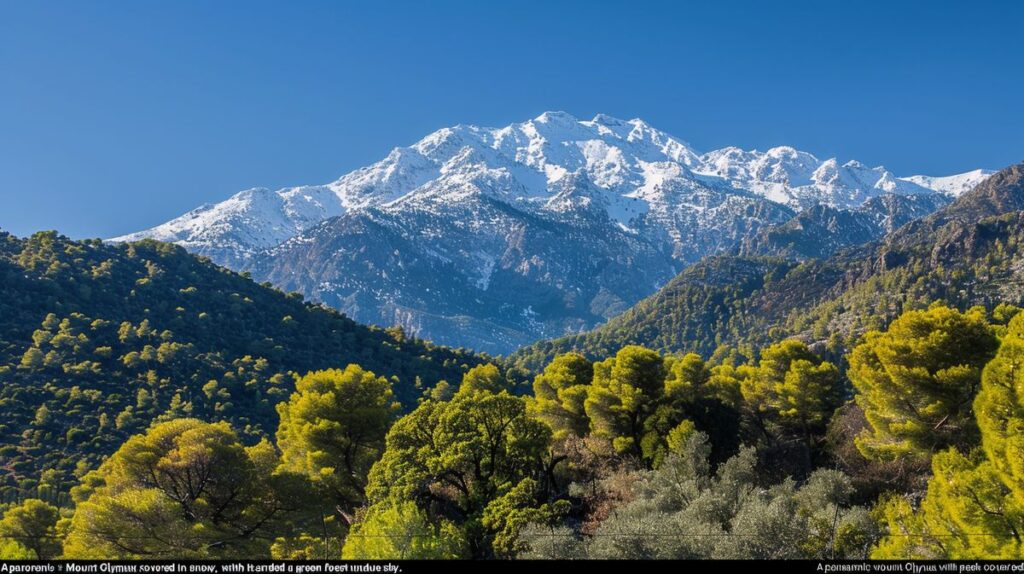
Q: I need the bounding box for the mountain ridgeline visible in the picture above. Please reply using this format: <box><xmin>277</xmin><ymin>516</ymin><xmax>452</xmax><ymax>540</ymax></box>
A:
<box><xmin>511</xmin><ymin>162</ymin><xmax>1024</xmax><ymax>370</ymax></box>
<box><xmin>739</xmin><ymin>193</ymin><xmax>950</xmax><ymax>260</ymax></box>
<box><xmin>114</xmin><ymin>112</ymin><xmax>991</xmax><ymax>354</ymax></box>
<box><xmin>0</xmin><ymin>232</ymin><xmax>488</xmax><ymax>503</ymax></box>
<box><xmin>3</xmin><ymin>145</ymin><xmax>1022</xmax><ymax>560</ymax></box>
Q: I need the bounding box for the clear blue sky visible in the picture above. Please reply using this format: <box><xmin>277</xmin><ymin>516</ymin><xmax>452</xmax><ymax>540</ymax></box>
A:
<box><xmin>2</xmin><ymin>0</ymin><xmax>1022</xmax><ymax>238</ymax></box>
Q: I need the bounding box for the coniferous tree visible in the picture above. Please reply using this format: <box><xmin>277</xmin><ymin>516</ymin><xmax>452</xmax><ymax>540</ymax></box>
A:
<box><xmin>458</xmin><ymin>363</ymin><xmax>513</xmax><ymax>395</ymax></box>
<box><xmin>0</xmin><ymin>499</ymin><xmax>61</xmax><ymax>559</ymax></box>
<box><xmin>63</xmin><ymin>419</ymin><xmax>310</xmax><ymax>558</ymax></box>
<box><xmin>584</xmin><ymin>345</ymin><xmax>667</xmax><ymax>459</ymax></box>
<box><xmin>276</xmin><ymin>366</ymin><xmax>400</xmax><ymax>513</ymax></box>
<box><xmin>873</xmin><ymin>311</ymin><xmax>1024</xmax><ymax>559</ymax></box>
<box><xmin>849</xmin><ymin>305</ymin><xmax>998</xmax><ymax>461</ymax></box>
<box><xmin>360</xmin><ymin>370</ymin><xmax>560</xmax><ymax>558</ymax></box>
<box><xmin>341</xmin><ymin>501</ymin><xmax>465</xmax><ymax>559</ymax></box>
<box><xmin>528</xmin><ymin>352</ymin><xmax>593</xmax><ymax>440</ymax></box>
<box><xmin>872</xmin><ymin>448</ymin><xmax>1024</xmax><ymax>559</ymax></box>
<box><xmin>741</xmin><ymin>340</ymin><xmax>842</xmax><ymax>443</ymax></box>
<box><xmin>974</xmin><ymin>313</ymin><xmax>1024</xmax><ymax>504</ymax></box>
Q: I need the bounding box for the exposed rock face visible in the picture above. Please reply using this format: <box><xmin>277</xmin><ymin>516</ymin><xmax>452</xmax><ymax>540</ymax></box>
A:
<box><xmin>115</xmin><ymin>112</ymin><xmax>991</xmax><ymax>353</ymax></box>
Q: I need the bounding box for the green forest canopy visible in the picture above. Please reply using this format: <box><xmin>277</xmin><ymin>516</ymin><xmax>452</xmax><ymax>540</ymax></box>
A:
<box><xmin>0</xmin><ymin>231</ymin><xmax>491</xmax><ymax>503</ymax></box>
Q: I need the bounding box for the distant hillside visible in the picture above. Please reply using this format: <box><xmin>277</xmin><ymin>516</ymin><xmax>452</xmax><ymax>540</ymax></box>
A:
<box><xmin>511</xmin><ymin>162</ymin><xmax>1024</xmax><ymax>371</ymax></box>
<box><xmin>739</xmin><ymin>193</ymin><xmax>950</xmax><ymax>260</ymax></box>
<box><xmin>0</xmin><ymin>232</ymin><xmax>487</xmax><ymax>503</ymax></box>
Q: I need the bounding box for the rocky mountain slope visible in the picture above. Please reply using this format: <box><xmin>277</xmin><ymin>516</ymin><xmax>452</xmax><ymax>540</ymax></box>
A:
<box><xmin>510</xmin><ymin>162</ymin><xmax>1024</xmax><ymax>370</ymax></box>
<box><xmin>115</xmin><ymin>112</ymin><xmax>992</xmax><ymax>353</ymax></box>
<box><xmin>739</xmin><ymin>193</ymin><xmax>951</xmax><ymax>260</ymax></box>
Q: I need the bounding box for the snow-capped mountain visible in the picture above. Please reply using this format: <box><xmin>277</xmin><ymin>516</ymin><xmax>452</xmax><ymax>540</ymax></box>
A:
<box><xmin>122</xmin><ymin>186</ymin><xmax>347</xmax><ymax>267</ymax></box>
<box><xmin>114</xmin><ymin>112</ymin><xmax>991</xmax><ymax>353</ymax></box>
<box><xmin>901</xmin><ymin>169</ymin><xmax>995</xmax><ymax>198</ymax></box>
<box><xmin>700</xmin><ymin>147</ymin><xmax>935</xmax><ymax>208</ymax></box>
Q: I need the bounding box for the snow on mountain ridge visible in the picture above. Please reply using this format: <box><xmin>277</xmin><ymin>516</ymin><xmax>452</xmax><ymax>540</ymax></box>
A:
<box><xmin>111</xmin><ymin>111</ymin><xmax>997</xmax><ymax>353</ymax></box>
<box><xmin>113</xmin><ymin>111</ymin><xmax>991</xmax><ymax>267</ymax></box>
<box><xmin>694</xmin><ymin>147</ymin><xmax>939</xmax><ymax>209</ymax></box>
<box><xmin>901</xmin><ymin>169</ymin><xmax>996</xmax><ymax>197</ymax></box>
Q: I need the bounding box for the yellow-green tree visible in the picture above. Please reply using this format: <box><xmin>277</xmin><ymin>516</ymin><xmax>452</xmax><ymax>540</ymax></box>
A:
<box><xmin>584</xmin><ymin>345</ymin><xmax>666</xmax><ymax>457</ymax></box>
<box><xmin>0</xmin><ymin>499</ymin><xmax>61</xmax><ymax>559</ymax></box>
<box><xmin>850</xmin><ymin>305</ymin><xmax>997</xmax><ymax>461</ymax></box>
<box><xmin>741</xmin><ymin>340</ymin><xmax>842</xmax><ymax>440</ymax></box>
<box><xmin>63</xmin><ymin>419</ymin><xmax>308</xmax><ymax>558</ymax></box>
<box><xmin>664</xmin><ymin>353</ymin><xmax>711</xmax><ymax>404</ymax></box>
<box><xmin>705</xmin><ymin>361</ymin><xmax>751</xmax><ymax>408</ymax></box>
<box><xmin>528</xmin><ymin>353</ymin><xmax>593</xmax><ymax>439</ymax></box>
<box><xmin>458</xmin><ymin>363</ymin><xmax>513</xmax><ymax>395</ymax></box>
<box><xmin>641</xmin><ymin>352</ymin><xmax>743</xmax><ymax>468</ymax></box>
<box><xmin>0</xmin><ymin>539</ymin><xmax>34</xmax><ymax>559</ymax></box>
<box><xmin>341</xmin><ymin>501</ymin><xmax>465</xmax><ymax>559</ymax></box>
<box><xmin>872</xmin><ymin>448</ymin><xmax>1024</xmax><ymax>558</ymax></box>
<box><xmin>360</xmin><ymin>370</ymin><xmax>555</xmax><ymax>558</ymax></box>
<box><xmin>873</xmin><ymin>310</ymin><xmax>1024</xmax><ymax>559</ymax></box>
<box><xmin>480</xmin><ymin>478</ymin><xmax>569</xmax><ymax>558</ymax></box>
<box><xmin>276</xmin><ymin>366</ymin><xmax>400</xmax><ymax>512</ymax></box>
<box><xmin>974</xmin><ymin>313</ymin><xmax>1024</xmax><ymax>505</ymax></box>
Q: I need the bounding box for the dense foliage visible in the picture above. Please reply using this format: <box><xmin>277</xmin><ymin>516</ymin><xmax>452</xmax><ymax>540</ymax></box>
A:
<box><xmin>62</xmin><ymin>419</ymin><xmax>310</xmax><ymax>558</ymax></box>
<box><xmin>849</xmin><ymin>305</ymin><xmax>998</xmax><ymax>461</ymax></box>
<box><xmin>276</xmin><ymin>366</ymin><xmax>400</xmax><ymax>514</ymax></box>
<box><xmin>871</xmin><ymin>313</ymin><xmax>1024</xmax><ymax>558</ymax></box>
<box><xmin>521</xmin><ymin>434</ymin><xmax>879</xmax><ymax>559</ymax></box>
<box><xmin>0</xmin><ymin>231</ymin><xmax>488</xmax><ymax>503</ymax></box>
<box><xmin>0</xmin><ymin>499</ymin><xmax>61</xmax><ymax>559</ymax></box>
<box><xmin>6</xmin><ymin>292</ymin><xmax>1024</xmax><ymax>559</ymax></box>
<box><xmin>356</xmin><ymin>367</ymin><xmax>559</xmax><ymax>559</ymax></box>
<box><xmin>342</xmin><ymin>339</ymin><xmax>851</xmax><ymax>559</ymax></box>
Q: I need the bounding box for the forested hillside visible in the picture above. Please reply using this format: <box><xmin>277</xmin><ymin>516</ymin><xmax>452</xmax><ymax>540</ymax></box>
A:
<box><xmin>6</xmin><ymin>301</ymin><xmax>1023</xmax><ymax>559</ymax></box>
<box><xmin>512</xmin><ymin>163</ymin><xmax>1024</xmax><ymax>371</ymax></box>
<box><xmin>0</xmin><ymin>232</ymin><xmax>488</xmax><ymax>503</ymax></box>
<box><xmin>5</xmin><ymin>166</ymin><xmax>1024</xmax><ymax>560</ymax></box>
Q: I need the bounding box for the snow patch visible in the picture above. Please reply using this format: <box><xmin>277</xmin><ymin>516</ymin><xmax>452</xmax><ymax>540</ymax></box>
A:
<box><xmin>114</xmin><ymin>111</ymin><xmax>989</xmax><ymax>267</ymax></box>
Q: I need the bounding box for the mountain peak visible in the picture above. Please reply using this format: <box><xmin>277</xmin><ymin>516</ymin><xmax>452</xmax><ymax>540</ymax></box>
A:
<box><xmin>900</xmin><ymin>168</ymin><xmax>997</xmax><ymax>197</ymax></box>
<box><xmin>948</xmin><ymin>162</ymin><xmax>1024</xmax><ymax>219</ymax></box>
<box><xmin>533</xmin><ymin>110</ymin><xmax>579</xmax><ymax>124</ymax></box>
<box><xmin>116</xmin><ymin>114</ymin><xmax>992</xmax><ymax>258</ymax></box>
<box><xmin>113</xmin><ymin>113</ymin><xmax>995</xmax><ymax>353</ymax></box>
<box><xmin>591</xmin><ymin>113</ymin><xmax>627</xmax><ymax>125</ymax></box>
<box><xmin>764</xmin><ymin>145</ymin><xmax>804</xmax><ymax>158</ymax></box>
